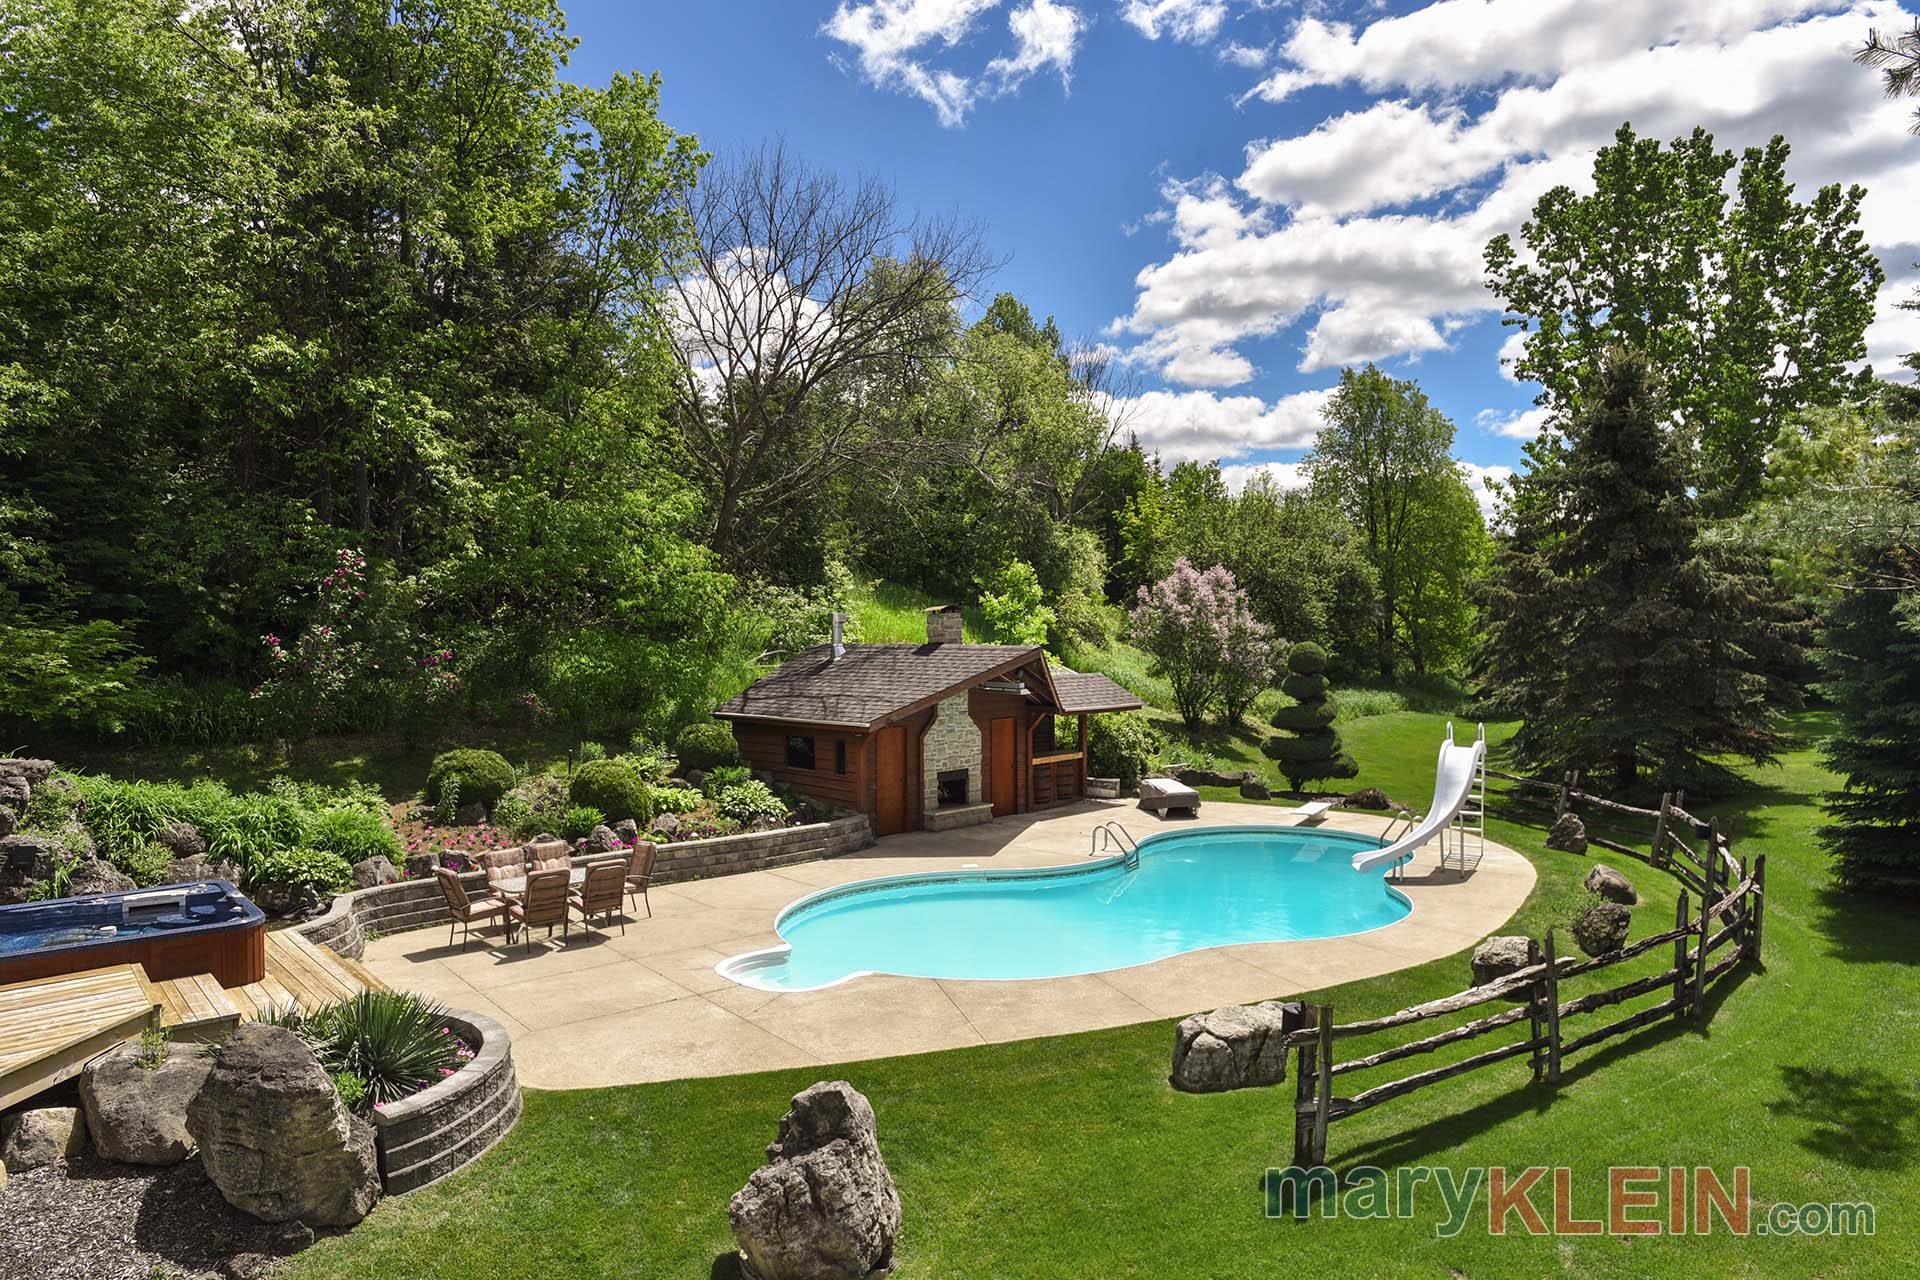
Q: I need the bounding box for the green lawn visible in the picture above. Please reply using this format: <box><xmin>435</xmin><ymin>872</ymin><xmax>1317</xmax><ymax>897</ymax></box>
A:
<box><xmin>284</xmin><ymin>709</ymin><xmax>1916</xmax><ymax>1279</ymax></box>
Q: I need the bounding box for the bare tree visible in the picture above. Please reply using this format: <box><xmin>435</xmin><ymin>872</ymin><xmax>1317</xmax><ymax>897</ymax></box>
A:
<box><xmin>667</xmin><ymin>143</ymin><xmax>993</xmax><ymax>568</ymax></box>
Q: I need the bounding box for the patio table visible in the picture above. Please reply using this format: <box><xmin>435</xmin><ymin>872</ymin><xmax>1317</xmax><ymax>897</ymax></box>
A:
<box><xmin>490</xmin><ymin>866</ymin><xmax>590</xmax><ymax>897</ymax></box>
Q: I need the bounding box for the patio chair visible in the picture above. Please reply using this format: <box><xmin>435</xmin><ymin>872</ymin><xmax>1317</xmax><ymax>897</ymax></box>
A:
<box><xmin>434</xmin><ymin>867</ymin><xmax>508</xmax><ymax>952</ymax></box>
<box><xmin>505</xmin><ymin>867</ymin><xmax>571</xmax><ymax>952</ymax></box>
<box><xmin>479</xmin><ymin>847</ymin><xmax>528</xmax><ymax>900</ymax></box>
<box><xmin>625</xmin><ymin>841</ymin><xmax>657</xmax><ymax>918</ymax></box>
<box><xmin>569</xmin><ymin>859</ymin><xmax>629</xmax><ymax>936</ymax></box>
<box><xmin>526</xmin><ymin>839</ymin><xmax>572</xmax><ymax>875</ymax></box>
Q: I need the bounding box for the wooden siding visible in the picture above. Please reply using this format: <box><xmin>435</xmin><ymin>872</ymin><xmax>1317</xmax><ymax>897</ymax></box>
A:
<box><xmin>735</xmin><ymin>723</ymin><xmax>870</xmax><ymax>811</ymax></box>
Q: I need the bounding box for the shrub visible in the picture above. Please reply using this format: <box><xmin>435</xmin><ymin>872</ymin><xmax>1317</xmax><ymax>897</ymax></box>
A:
<box><xmin>619</xmin><ymin>741</ymin><xmax>674</xmax><ymax>785</ymax></box>
<box><xmin>1264</xmin><ymin>642</ymin><xmax>1357</xmax><ymax>793</ymax></box>
<box><xmin>702</xmin><ymin>764</ymin><xmax>753</xmax><ymax>797</ymax></box>
<box><xmin>115</xmin><ymin>841</ymin><xmax>176</xmax><ymax>888</ymax></box>
<box><xmin>257</xmin><ymin>847</ymin><xmax>354</xmax><ymax>896</ymax></box>
<box><xmin>557</xmin><ymin>805</ymin><xmax>605</xmax><ymax>840</ymax></box>
<box><xmin>1089</xmin><ymin>711</ymin><xmax>1161</xmax><ymax>790</ymax></box>
<box><xmin>568</xmin><ymin>759</ymin><xmax>653</xmax><ymax>823</ymax></box>
<box><xmin>714</xmin><ymin>780</ymin><xmax>787</xmax><ymax>825</ymax></box>
<box><xmin>426</xmin><ymin>749</ymin><xmax>514</xmax><ymax>809</ymax></box>
<box><xmin>491</xmin><ymin>792</ymin><xmax>538</xmax><ymax>839</ymax></box>
<box><xmin>651</xmin><ymin>785</ymin><xmax>704</xmax><ymax>815</ymax></box>
<box><xmin>434</xmin><ymin>776</ymin><xmax>461</xmax><ymax>825</ymax></box>
<box><xmin>978</xmin><ymin>559</ymin><xmax>1055</xmax><ymax>646</ymax></box>
<box><xmin>305</xmin><ymin>806</ymin><xmax>402</xmax><ymax>864</ymax></box>
<box><xmin>301</xmin><ymin>991</ymin><xmax>461</xmax><ymax>1107</ymax></box>
<box><xmin>674</xmin><ymin>721</ymin><xmax>740</xmax><ymax>772</ymax></box>
<box><xmin>577</xmin><ymin>740</ymin><xmax>607</xmax><ymax>762</ymax></box>
<box><xmin>331</xmin><ymin>1070</ymin><xmax>370</xmax><ymax>1114</ymax></box>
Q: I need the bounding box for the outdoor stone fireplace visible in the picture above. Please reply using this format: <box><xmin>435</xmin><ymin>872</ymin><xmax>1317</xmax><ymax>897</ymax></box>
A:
<box><xmin>921</xmin><ymin>693</ymin><xmax>991</xmax><ymax>831</ymax></box>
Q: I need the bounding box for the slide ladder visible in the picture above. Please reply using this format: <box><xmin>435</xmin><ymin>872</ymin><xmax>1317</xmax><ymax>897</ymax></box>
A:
<box><xmin>1441</xmin><ymin>729</ymin><xmax>1488</xmax><ymax>873</ymax></box>
<box><xmin>1350</xmin><ymin>723</ymin><xmax>1487</xmax><ymax>877</ymax></box>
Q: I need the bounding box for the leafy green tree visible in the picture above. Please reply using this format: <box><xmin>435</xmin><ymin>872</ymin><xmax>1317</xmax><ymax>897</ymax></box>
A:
<box><xmin>1476</xmin><ymin>346</ymin><xmax>1807</xmax><ymax>790</ymax></box>
<box><xmin>1128</xmin><ymin>559</ymin><xmax>1270</xmax><ymax>729</ymax></box>
<box><xmin>1391</xmin><ymin>469</ymin><xmax>1491</xmax><ymax>676</ymax></box>
<box><xmin>1306</xmin><ymin>366</ymin><xmax>1459</xmax><ymax>680</ymax></box>
<box><xmin>1486</xmin><ymin>124</ymin><xmax>1882</xmax><ymax>515</ymax></box>
<box><xmin>1265</xmin><ymin>642</ymin><xmax>1357</xmax><ymax>793</ymax></box>
<box><xmin>978</xmin><ymin>560</ymin><xmax>1055</xmax><ymax>647</ymax></box>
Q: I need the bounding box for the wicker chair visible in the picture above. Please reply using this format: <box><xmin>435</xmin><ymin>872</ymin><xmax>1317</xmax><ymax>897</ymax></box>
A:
<box><xmin>505</xmin><ymin>867</ymin><xmax>571</xmax><ymax>952</ymax></box>
<box><xmin>569</xmin><ymin>859</ymin><xmax>629</xmax><ymax>936</ymax></box>
<box><xmin>625</xmin><ymin>841</ymin><xmax>657</xmax><ymax>918</ymax></box>
<box><xmin>435</xmin><ymin>867</ymin><xmax>507</xmax><ymax>951</ymax></box>
<box><xmin>479</xmin><ymin>847</ymin><xmax>528</xmax><ymax>900</ymax></box>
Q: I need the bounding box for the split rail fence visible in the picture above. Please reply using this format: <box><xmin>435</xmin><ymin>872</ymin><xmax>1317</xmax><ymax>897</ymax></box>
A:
<box><xmin>1286</xmin><ymin>777</ymin><xmax>1765</xmax><ymax>1170</ymax></box>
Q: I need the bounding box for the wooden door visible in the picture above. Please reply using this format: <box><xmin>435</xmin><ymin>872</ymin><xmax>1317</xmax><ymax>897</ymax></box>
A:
<box><xmin>874</xmin><ymin>725</ymin><xmax>908</xmax><ymax>835</ymax></box>
<box><xmin>990</xmin><ymin>717</ymin><xmax>1016</xmax><ymax>817</ymax></box>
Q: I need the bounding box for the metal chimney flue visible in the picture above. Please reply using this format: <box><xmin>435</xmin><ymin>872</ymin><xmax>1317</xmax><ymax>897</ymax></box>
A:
<box><xmin>830</xmin><ymin>611</ymin><xmax>846</xmax><ymax>660</ymax></box>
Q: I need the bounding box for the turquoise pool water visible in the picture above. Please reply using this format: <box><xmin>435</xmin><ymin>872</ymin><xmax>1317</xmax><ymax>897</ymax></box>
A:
<box><xmin>717</xmin><ymin>826</ymin><xmax>1409</xmax><ymax>991</ymax></box>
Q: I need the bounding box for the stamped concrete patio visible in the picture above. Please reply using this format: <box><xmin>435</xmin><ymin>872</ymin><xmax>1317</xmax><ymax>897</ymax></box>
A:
<box><xmin>360</xmin><ymin>800</ymin><xmax>1535</xmax><ymax>1089</ymax></box>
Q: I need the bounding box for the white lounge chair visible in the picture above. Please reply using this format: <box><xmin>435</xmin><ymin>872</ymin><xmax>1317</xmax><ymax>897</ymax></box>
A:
<box><xmin>1139</xmin><ymin>776</ymin><xmax>1201</xmax><ymax>816</ymax></box>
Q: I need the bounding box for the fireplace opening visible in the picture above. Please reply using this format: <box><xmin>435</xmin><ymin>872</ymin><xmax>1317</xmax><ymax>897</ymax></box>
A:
<box><xmin>936</xmin><ymin>769</ymin><xmax>969</xmax><ymax>807</ymax></box>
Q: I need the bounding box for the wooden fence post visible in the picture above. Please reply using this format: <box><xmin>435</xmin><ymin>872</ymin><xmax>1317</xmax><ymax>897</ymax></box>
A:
<box><xmin>1692</xmin><ymin>831</ymin><xmax>1716</xmax><ymax>1023</ymax></box>
<box><xmin>1292</xmin><ymin>1006</ymin><xmax>1320</xmax><ymax>1168</ymax></box>
<box><xmin>1528</xmin><ymin>937</ymin><xmax>1546</xmax><ymax>1083</ymax></box>
<box><xmin>1313</xmin><ymin>1004</ymin><xmax>1334</xmax><ymax>1167</ymax></box>
<box><xmin>1651</xmin><ymin>792</ymin><xmax>1672</xmax><ymax>869</ymax></box>
<box><xmin>1748</xmin><ymin>854</ymin><xmax>1767</xmax><ymax>964</ymax></box>
<box><xmin>1554</xmin><ymin>771</ymin><xmax>1572</xmax><ymax>818</ymax></box>
<box><xmin>1672</xmin><ymin>889</ymin><xmax>1691</xmax><ymax>1019</ymax></box>
<box><xmin>1542</xmin><ymin>929</ymin><xmax>1563</xmax><ymax>1085</ymax></box>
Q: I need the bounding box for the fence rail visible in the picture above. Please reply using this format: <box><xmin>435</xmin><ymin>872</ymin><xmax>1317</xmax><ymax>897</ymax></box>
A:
<box><xmin>1284</xmin><ymin>774</ymin><xmax>1765</xmax><ymax>1173</ymax></box>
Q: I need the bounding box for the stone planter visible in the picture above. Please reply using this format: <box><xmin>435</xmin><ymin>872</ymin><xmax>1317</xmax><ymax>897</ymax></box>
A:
<box><xmin>368</xmin><ymin>1010</ymin><xmax>521</xmax><ymax>1194</ymax></box>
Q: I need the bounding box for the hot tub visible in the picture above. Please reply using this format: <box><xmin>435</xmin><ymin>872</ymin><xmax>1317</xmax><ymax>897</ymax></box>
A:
<box><xmin>0</xmin><ymin>880</ymin><xmax>266</xmax><ymax>987</ymax></box>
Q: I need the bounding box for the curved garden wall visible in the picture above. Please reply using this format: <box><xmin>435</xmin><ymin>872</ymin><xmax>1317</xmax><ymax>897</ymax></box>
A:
<box><xmin>369</xmin><ymin>1009</ymin><xmax>521</xmax><ymax>1194</ymax></box>
<box><xmin>297</xmin><ymin>813</ymin><xmax>873</xmax><ymax>960</ymax></box>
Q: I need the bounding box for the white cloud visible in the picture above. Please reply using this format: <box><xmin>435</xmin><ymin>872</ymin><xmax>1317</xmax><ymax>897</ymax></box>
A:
<box><xmin>1118</xmin><ymin>2</ymin><xmax>1920</xmax><ymax>385</ymax></box>
<box><xmin>1474</xmin><ymin>405</ymin><xmax>1553</xmax><ymax>440</ymax></box>
<box><xmin>1458</xmin><ymin>462</ymin><xmax>1516</xmax><ymax>524</ymax></box>
<box><xmin>1220</xmin><ymin>459</ymin><xmax>1310</xmax><ymax>493</ymax></box>
<box><xmin>1865</xmin><ymin>271</ymin><xmax>1920</xmax><ymax>377</ymax></box>
<box><xmin>1118</xmin><ymin>387</ymin><xmax>1330</xmax><ymax>462</ymax></box>
<box><xmin>1496</xmin><ymin>328</ymin><xmax>1529</xmax><ymax>382</ymax></box>
<box><xmin>1121</xmin><ymin>0</ymin><xmax>1229</xmax><ymax>44</ymax></box>
<box><xmin>824</xmin><ymin>0</ymin><xmax>1083</xmax><ymax>126</ymax></box>
<box><xmin>1219</xmin><ymin>42</ymin><xmax>1270</xmax><ymax>69</ymax></box>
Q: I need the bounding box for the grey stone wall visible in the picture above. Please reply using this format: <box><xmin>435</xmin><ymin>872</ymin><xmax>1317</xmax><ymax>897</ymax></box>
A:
<box><xmin>920</xmin><ymin>693</ymin><xmax>983</xmax><ymax>816</ymax></box>
<box><xmin>295</xmin><ymin>814</ymin><xmax>874</xmax><ymax>960</ymax></box>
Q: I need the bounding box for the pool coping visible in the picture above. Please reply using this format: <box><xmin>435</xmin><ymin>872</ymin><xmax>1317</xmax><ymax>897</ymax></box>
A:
<box><xmin>357</xmin><ymin>800</ymin><xmax>1536</xmax><ymax>1089</ymax></box>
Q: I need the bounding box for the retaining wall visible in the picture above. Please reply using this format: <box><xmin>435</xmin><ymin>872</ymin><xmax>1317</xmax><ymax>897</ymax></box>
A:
<box><xmin>296</xmin><ymin>814</ymin><xmax>874</xmax><ymax>960</ymax></box>
<box><xmin>369</xmin><ymin>1009</ymin><xmax>522</xmax><ymax>1194</ymax></box>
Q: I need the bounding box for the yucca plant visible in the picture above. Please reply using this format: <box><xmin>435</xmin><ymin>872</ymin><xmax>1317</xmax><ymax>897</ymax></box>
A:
<box><xmin>305</xmin><ymin>991</ymin><xmax>461</xmax><ymax>1106</ymax></box>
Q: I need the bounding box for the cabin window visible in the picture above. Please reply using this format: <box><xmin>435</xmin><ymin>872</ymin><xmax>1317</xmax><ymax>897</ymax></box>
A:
<box><xmin>786</xmin><ymin>735</ymin><xmax>816</xmax><ymax>770</ymax></box>
<box><xmin>834</xmin><ymin>740</ymin><xmax>848</xmax><ymax>775</ymax></box>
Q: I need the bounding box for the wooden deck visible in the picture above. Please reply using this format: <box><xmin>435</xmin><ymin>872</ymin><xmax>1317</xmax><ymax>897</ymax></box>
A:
<box><xmin>146</xmin><ymin>929</ymin><xmax>388</xmax><ymax>1035</ymax></box>
<box><xmin>0</xmin><ymin>965</ymin><xmax>158</xmax><ymax>1110</ymax></box>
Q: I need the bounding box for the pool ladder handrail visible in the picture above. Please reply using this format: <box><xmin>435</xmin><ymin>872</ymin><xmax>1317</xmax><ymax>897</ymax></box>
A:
<box><xmin>1090</xmin><ymin>821</ymin><xmax>1141</xmax><ymax>869</ymax></box>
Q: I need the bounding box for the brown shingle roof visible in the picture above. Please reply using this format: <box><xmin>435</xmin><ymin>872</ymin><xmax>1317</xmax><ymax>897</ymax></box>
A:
<box><xmin>714</xmin><ymin>643</ymin><xmax>1049</xmax><ymax>729</ymax></box>
<box><xmin>1051</xmin><ymin>670</ymin><xmax>1145</xmax><ymax>714</ymax></box>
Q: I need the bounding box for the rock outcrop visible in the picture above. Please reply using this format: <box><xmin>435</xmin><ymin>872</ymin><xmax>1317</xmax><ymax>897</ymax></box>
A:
<box><xmin>1</xmin><ymin>1106</ymin><xmax>89</xmax><ymax>1171</ymax></box>
<box><xmin>350</xmin><ymin>856</ymin><xmax>400</xmax><ymax>889</ymax></box>
<box><xmin>729</xmin><ymin>1081</ymin><xmax>901</xmax><ymax>1280</ymax></box>
<box><xmin>1170</xmin><ymin>1000</ymin><xmax>1303</xmax><ymax>1093</ymax></box>
<box><xmin>186</xmin><ymin>1023</ymin><xmax>381</xmax><ymax>1227</ymax></box>
<box><xmin>80</xmin><ymin>1043</ymin><xmax>213</xmax><ymax>1165</ymax></box>
<box><xmin>1470</xmin><ymin>935</ymin><xmax>1537</xmax><ymax>987</ymax></box>
<box><xmin>1545</xmin><ymin>812</ymin><xmax>1589</xmax><ymax>855</ymax></box>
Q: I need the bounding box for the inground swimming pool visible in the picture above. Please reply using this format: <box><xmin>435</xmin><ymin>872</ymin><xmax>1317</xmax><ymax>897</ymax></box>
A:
<box><xmin>716</xmin><ymin>826</ymin><xmax>1409</xmax><ymax>991</ymax></box>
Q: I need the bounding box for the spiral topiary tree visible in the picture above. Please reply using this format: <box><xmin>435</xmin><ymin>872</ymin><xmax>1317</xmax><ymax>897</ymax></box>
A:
<box><xmin>1264</xmin><ymin>642</ymin><xmax>1358</xmax><ymax>794</ymax></box>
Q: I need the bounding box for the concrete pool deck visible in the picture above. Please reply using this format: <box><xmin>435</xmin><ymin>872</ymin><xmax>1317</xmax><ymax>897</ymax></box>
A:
<box><xmin>360</xmin><ymin>800</ymin><xmax>1536</xmax><ymax>1089</ymax></box>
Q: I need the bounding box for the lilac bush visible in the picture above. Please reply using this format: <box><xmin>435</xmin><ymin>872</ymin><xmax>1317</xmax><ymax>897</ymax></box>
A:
<box><xmin>1128</xmin><ymin>559</ymin><xmax>1278</xmax><ymax>729</ymax></box>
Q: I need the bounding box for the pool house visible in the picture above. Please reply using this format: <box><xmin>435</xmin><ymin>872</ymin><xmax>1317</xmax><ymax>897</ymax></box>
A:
<box><xmin>712</xmin><ymin>606</ymin><xmax>1142</xmax><ymax>835</ymax></box>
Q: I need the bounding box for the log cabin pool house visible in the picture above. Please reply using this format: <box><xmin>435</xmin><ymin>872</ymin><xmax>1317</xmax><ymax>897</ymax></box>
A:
<box><xmin>713</xmin><ymin>606</ymin><xmax>1142</xmax><ymax>835</ymax></box>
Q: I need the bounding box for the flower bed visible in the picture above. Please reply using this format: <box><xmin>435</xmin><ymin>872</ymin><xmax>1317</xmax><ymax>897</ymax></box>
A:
<box><xmin>366</xmin><ymin>1009</ymin><xmax>522</xmax><ymax>1194</ymax></box>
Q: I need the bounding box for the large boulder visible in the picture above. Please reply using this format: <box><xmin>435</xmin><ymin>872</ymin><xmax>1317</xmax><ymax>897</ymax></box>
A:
<box><xmin>1471</xmin><ymin>935</ymin><xmax>1537</xmax><ymax>987</ymax></box>
<box><xmin>0</xmin><ymin>758</ymin><xmax>55</xmax><ymax>787</ymax></box>
<box><xmin>650</xmin><ymin>813</ymin><xmax>680</xmax><ymax>839</ymax></box>
<box><xmin>1</xmin><ymin>1106</ymin><xmax>89</xmax><ymax>1171</ymax></box>
<box><xmin>1239</xmin><ymin>777</ymin><xmax>1273</xmax><ymax>801</ymax></box>
<box><xmin>1545</xmin><ymin>812</ymin><xmax>1589</xmax><ymax>855</ymax></box>
<box><xmin>612</xmin><ymin>818</ymin><xmax>640</xmax><ymax>845</ymax></box>
<box><xmin>1169</xmin><ymin>1000</ymin><xmax>1303</xmax><ymax>1093</ymax></box>
<box><xmin>186</xmin><ymin>1023</ymin><xmax>381</xmax><ymax>1227</ymax></box>
<box><xmin>350</xmin><ymin>856</ymin><xmax>400</xmax><ymax>890</ymax></box>
<box><xmin>80</xmin><ymin>1042</ymin><xmax>214</xmax><ymax>1165</ymax></box>
<box><xmin>1174</xmin><ymin>765</ymin><xmax>1254</xmax><ymax>789</ymax></box>
<box><xmin>1343</xmin><ymin>787</ymin><xmax>1394</xmax><ymax>811</ymax></box>
<box><xmin>250</xmin><ymin>879</ymin><xmax>322</xmax><ymax>918</ymax></box>
<box><xmin>0</xmin><ymin>833</ymin><xmax>63</xmax><ymax>902</ymax></box>
<box><xmin>582</xmin><ymin>824</ymin><xmax>622</xmax><ymax>856</ymax></box>
<box><xmin>1584</xmin><ymin>863</ymin><xmax>1638</xmax><ymax>905</ymax></box>
<box><xmin>0</xmin><ymin>771</ymin><xmax>27</xmax><ymax>837</ymax></box>
<box><xmin>1572</xmin><ymin>901</ymin><xmax>1633</xmax><ymax>958</ymax></box>
<box><xmin>170</xmin><ymin>854</ymin><xmax>246</xmax><ymax>886</ymax></box>
<box><xmin>66</xmin><ymin>857</ymin><xmax>137</xmax><ymax>898</ymax></box>
<box><xmin>454</xmin><ymin>802</ymin><xmax>488</xmax><ymax>826</ymax></box>
<box><xmin>729</xmin><ymin>1081</ymin><xmax>901</xmax><ymax>1280</ymax></box>
<box><xmin>154</xmin><ymin>820</ymin><xmax>207</xmax><ymax>859</ymax></box>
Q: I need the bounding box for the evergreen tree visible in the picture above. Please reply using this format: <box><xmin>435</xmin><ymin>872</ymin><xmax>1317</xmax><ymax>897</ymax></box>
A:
<box><xmin>1265</xmin><ymin>643</ymin><xmax>1357</xmax><ymax>793</ymax></box>
<box><xmin>1475</xmin><ymin>346</ymin><xmax>1806</xmax><ymax>791</ymax></box>
<box><xmin>1817</xmin><ymin>548</ymin><xmax>1920</xmax><ymax>891</ymax></box>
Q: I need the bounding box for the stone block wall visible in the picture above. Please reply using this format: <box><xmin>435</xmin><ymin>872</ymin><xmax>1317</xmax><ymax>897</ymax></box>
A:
<box><xmin>369</xmin><ymin>1009</ymin><xmax>522</xmax><ymax>1194</ymax></box>
<box><xmin>295</xmin><ymin>815</ymin><xmax>874</xmax><ymax>960</ymax></box>
<box><xmin>920</xmin><ymin>693</ymin><xmax>983</xmax><ymax>816</ymax></box>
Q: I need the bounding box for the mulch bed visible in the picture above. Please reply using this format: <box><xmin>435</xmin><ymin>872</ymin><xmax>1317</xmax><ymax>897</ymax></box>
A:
<box><xmin>0</xmin><ymin>1155</ymin><xmax>316</xmax><ymax>1280</ymax></box>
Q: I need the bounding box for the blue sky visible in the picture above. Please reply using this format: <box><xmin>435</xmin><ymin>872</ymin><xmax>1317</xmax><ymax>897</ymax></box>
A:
<box><xmin>564</xmin><ymin>1</ymin><xmax>1920</xmax><ymax>508</ymax></box>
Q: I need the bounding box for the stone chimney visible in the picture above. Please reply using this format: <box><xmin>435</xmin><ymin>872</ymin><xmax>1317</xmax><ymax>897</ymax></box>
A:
<box><xmin>926</xmin><ymin>605</ymin><xmax>963</xmax><ymax>645</ymax></box>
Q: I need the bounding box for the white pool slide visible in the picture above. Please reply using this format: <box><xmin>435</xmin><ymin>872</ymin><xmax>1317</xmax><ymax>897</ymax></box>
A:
<box><xmin>1350</xmin><ymin>723</ymin><xmax>1486</xmax><ymax>875</ymax></box>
